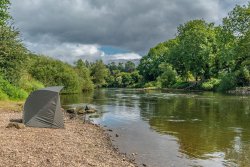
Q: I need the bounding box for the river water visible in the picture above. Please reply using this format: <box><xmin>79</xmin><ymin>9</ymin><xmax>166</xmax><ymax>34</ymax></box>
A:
<box><xmin>61</xmin><ymin>89</ymin><xmax>250</xmax><ymax>167</ymax></box>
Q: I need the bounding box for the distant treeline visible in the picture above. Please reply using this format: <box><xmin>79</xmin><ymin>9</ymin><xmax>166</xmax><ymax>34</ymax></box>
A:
<box><xmin>0</xmin><ymin>1</ymin><xmax>249</xmax><ymax>100</ymax></box>
<box><xmin>138</xmin><ymin>2</ymin><xmax>250</xmax><ymax>91</ymax></box>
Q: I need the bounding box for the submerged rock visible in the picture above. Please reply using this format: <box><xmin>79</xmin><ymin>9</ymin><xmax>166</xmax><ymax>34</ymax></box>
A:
<box><xmin>85</xmin><ymin>105</ymin><xmax>97</xmax><ymax>113</ymax></box>
<box><xmin>6</xmin><ymin>122</ymin><xmax>25</xmax><ymax>129</ymax></box>
<box><xmin>76</xmin><ymin>106</ymin><xmax>86</xmax><ymax>114</ymax></box>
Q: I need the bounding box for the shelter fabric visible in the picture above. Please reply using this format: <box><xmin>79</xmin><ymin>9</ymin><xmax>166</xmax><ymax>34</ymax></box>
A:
<box><xmin>23</xmin><ymin>86</ymin><xmax>64</xmax><ymax>128</ymax></box>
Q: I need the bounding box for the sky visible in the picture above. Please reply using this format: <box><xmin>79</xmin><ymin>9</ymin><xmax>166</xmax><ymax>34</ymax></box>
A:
<box><xmin>10</xmin><ymin>0</ymin><xmax>248</xmax><ymax>64</ymax></box>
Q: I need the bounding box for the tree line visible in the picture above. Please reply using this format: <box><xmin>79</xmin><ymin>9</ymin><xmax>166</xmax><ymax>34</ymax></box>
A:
<box><xmin>138</xmin><ymin>2</ymin><xmax>250</xmax><ymax>91</ymax></box>
<box><xmin>0</xmin><ymin>1</ymin><xmax>249</xmax><ymax>100</ymax></box>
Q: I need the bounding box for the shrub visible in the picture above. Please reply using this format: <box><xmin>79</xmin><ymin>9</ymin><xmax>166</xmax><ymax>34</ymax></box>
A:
<box><xmin>217</xmin><ymin>73</ymin><xmax>237</xmax><ymax>91</ymax></box>
<box><xmin>0</xmin><ymin>76</ymin><xmax>28</xmax><ymax>100</ymax></box>
<box><xmin>0</xmin><ymin>89</ymin><xmax>9</xmax><ymax>100</ymax></box>
<box><xmin>201</xmin><ymin>78</ymin><xmax>221</xmax><ymax>91</ymax></box>
<box><xmin>30</xmin><ymin>56</ymin><xmax>81</xmax><ymax>93</ymax></box>
<box><xmin>171</xmin><ymin>81</ymin><xmax>191</xmax><ymax>89</ymax></box>
<box><xmin>144</xmin><ymin>81</ymin><xmax>161</xmax><ymax>88</ymax></box>
<box><xmin>18</xmin><ymin>72</ymin><xmax>44</xmax><ymax>93</ymax></box>
<box><xmin>157</xmin><ymin>63</ymin><xmax>178</xmax><ymax>88</ymax></box>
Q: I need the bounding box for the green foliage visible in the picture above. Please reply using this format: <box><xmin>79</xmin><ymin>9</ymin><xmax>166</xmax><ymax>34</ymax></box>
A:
<box><xmin>217</xmin><ymin>73</ymin><xmax>237</xmax><ymax>91</ymax></box>
<box><xmin>171</xmin><ymin>82</ymin><xmax>191</xmax><ymax>89</ymax></box>
<box><xmin>173</xmin><ymin>20</ymin><xmax>216</xmax><ymax>80</ymax></box>
<box><xmin>138</xmin><ymin>40</ymin><xmax>176</xmax><ymax>81</ymax></box>
<box><xmin>29</xmin><ymin>56</ymin><xmax>80</xmax><ymax>93</ymax></box>
<box><xmin>125</xmin><ymin>61</ymin><xmax>136</xmax><ymax>72</ymax></box>
<box><xmin>201</xmin><ymin>78</ymin><xmax>221</xmax><ymax>91</ymax></box>
<box><xmin>0</xmin><ymin>25</ymin><xmax>27</xmax><ymax>85</ymax></box>
<box><xmin>0</xmin><ymin>75</ymin><xmax>27</xmax><ymax>100</ymax></box>
<box><xmin>90</xmin><ymin>60</ymin><xmax>109</xmax><ymax>88</ymax></box>
<box><xmin>138</xmin><ymin>3</ymin><xmax>250</xmax><ymax>91</ymax></box>
<box><xmin>18</xmin><ymin>72</ymin><xmax>44</xmax><ymax>93</ymax></box>
<box><xmin>223</xmin><ymin>2</ymin><xmax>250</xmax><ymax>36</ymax></box>
<box><xmin>0</xmin><ymin>0</ymin><xmax>11</xmax><ymax>25</ymax></box>
<box><xmin>75</xmin><ymin>59</ymin><xmax>94</xmax><ymax>91</ymax></box>
<box><xmin>144</xmin><ymin>81</ymin><xmax>161</xmax><ymax>88</ymax></box>
<box><xmin>157</xmin><ymin>63</ymin><xmax>178</xmax><ymax>88</ymax></box>
<box><xmin>0</xmin><ymin>88</ymin><xmax>9</xmax><ymax>100</ymax></box>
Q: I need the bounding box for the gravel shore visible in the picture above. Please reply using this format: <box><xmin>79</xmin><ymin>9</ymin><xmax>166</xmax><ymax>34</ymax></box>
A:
<box><xmin>0</xmin><ymin>111</ymin><xmax>135</xmax><ymax>167</ymax></box>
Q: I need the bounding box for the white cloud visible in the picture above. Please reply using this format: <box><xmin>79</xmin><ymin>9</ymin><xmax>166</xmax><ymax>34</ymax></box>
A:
<box><xmin>107</xmin><ymin>53</ymin><xmax>141</xmax><ymax>60</ymax></box>
<box><xmin>26</xmin><ymin>41</ymin><xmax>141</xmax><ymax>64</ymax></box>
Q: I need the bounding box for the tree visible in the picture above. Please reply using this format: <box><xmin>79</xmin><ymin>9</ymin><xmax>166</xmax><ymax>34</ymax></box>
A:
<box><xmin>125</xmin><ymin>61</ymin><xmax>135</xmax><ymax>72</ymax></box>
<box><xmin>234</xmin><ymin>30</ymin><xmax>250</xmax><ymax>86</ymax></box>
<box><xmin>173</xmin><ymin>20</ymin><xmax>216</xmax><ymax>81</ymax></box>
<box><xmin>90</xmin><ymin>60</ymin><xmax>109</xmax><ymax>88</ymax></box>
<box><xmin>74</xmin><ymin>59</ymin><xmax>94</xmax><ymax>91</ymax></box>
<box><xmin>223</xmin><ymin>2</ymin><xmax>250</xmax><ymax>36</ymax></box>
<box><xmin>0</xmin><ymin>0</ymin><xmax>11</xmax><ymax>25</ymax></box>
<box><xmin>138</xmin><ymin>40</ymin><xmax>176</xmax><ymax>81</ymax></box>
<box><xmin>107</xmin><ymin>62</ymin><xmax>118</xmax><ymax>74</ymax></box>
<box><xmin>117</xmin><ymin>62</ymin><xmax>125</xmax><ymax>72</ymax></box>
<box><xmin>0</xmin><ymin>25</ymin><xmax>28</xmax><ymax>85</ymax></box>
<box><xmin>157</xmin><ymin>63</ymin><xmax>177</xmax><ymax>87</ymax></box>
<box><xmin>213</xmin><ymin>26</ymin><xmax>236</xmax><ymax>75</ymax></box>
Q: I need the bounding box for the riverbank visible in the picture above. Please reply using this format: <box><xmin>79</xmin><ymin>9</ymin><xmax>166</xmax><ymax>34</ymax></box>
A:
<box><xmin>0</xmin><ymin>107</ymin><xmax>135</xmax><ymax>166</ymax></box>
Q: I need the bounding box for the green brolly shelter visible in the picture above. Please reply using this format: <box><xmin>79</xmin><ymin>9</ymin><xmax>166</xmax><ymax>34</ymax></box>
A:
<box><xmin>23</xmin><ymin>86</ymin><xmax>64</xmax><ymax>128</ymax></box>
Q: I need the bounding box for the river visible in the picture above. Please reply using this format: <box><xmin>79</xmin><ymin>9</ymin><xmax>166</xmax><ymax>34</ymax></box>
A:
<box><xmin>61</xmin><ymin>89</ymin><xmax>250</xmax><ymax>167</ymax></box>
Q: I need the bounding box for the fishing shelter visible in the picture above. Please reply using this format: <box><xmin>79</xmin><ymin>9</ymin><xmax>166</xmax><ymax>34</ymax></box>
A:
<box><xmin>23</xmin><ymin>86</ymin><xmax>64</xmax><ymax>128</ymax></box>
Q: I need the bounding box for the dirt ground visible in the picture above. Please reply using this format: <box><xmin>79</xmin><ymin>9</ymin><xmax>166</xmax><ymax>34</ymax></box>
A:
<box><xmin>0</xmin><ymin>111</ymin><xmax>135</xmax><ymax>167</ymax></box>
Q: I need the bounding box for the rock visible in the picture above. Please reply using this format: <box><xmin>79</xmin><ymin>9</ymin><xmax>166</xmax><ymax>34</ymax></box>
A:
<box><xmin>85</xmin><ymin>105</ymin><xmax>97</xmax><ymax>113</ymax></box>
<box><xmin>85</xmin><ymin>109</ymin><xmax>96</xmax><ymax>113</ymax></box>
<box><xmin>9</xmin><ymin>118</ymin><xmax>23</xmax><ymax>123</ymax></box>
<box><xmin>68</xmin><ymin>114</ymin><xmax>75</xmax><ymax>119</ymax></box>
<box><xmin>66</xmin><ymin>108</ymin><xmax>76</xmax><ymax>114</ymax></box>
<box><xmin>115</xmin><ymin>134</ymin><xmax>119</xmax><ymax>137</ymax></box>
<box><xmin>6</xmin><ymin>122</ymin><xmax>25</xmax><ymax>129</ymax></box>
<box><xmin>76</xmin><ymin>106</ymin><xmax>86</xmax><ymax>114</ymax></box>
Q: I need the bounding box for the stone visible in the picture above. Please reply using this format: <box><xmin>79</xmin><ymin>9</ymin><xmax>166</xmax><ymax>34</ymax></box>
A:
<box><xmin>85</xmin><ymin>109</ymin><xmax>96</xmax><ymax>113</ymax></box>
<box><xmin>6</xmin><ymin>122</ymin><xmax>25</xmax><ymax>129</ymax></box>
<box><xmin>66</xmin><ymin>108</ymin><xmax>76</xmax><ymax>114</ymax></box>
<box><xmin>85</xmin><ymin>105</ymin><xmax>97</xmax><ymax>113</ymax></box>
<box><xmin>76</xmin><ymin>106</ymin><xmax>86</xmax><ymax>114</ymax></box>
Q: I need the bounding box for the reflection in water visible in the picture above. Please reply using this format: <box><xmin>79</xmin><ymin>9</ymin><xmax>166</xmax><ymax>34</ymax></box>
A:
<box><xmin>61</xmin><ymin>89</ymin><xmax>250</xmax><ymax>167</ymax></box>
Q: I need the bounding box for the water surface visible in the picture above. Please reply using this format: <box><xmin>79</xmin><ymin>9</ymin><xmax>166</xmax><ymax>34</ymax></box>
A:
<box><xmin>61</xmin><ymin>89</ymin><xmax>250</xmax><ymax>167</ymax></box>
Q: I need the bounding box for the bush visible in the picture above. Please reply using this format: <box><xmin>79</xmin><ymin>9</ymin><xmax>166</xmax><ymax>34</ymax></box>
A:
<box><xmin>217</xmin><ymin>73</ymin><xmax>236</xmax><ymax>91</ymax></box>
<box><xmin>0</xmin><ymin>76</ymin><xmax>28</xmax><ymax>100</ymax></box>
<box><xmin>201</xmin><ymin>78</ymin><xmax>221</xmax><ymax>91</ymax></box>
<box><xmin>18</xmin><ymin>72</ymin><xmax>44</xmax><ymax>93</ymax></box>
<box><xmin>157</xmin><ymin>63</ymin><xmax>178</xmax><ymax>88</ymax></box>
<box><xmin>171</xmin><ymin>81</ymin><xmax>191</xmax><ymax>89</ymax></box>
<box><xmin>0</xmin><ymin>89</ymin><xmax>9</xmax><ymax>100</ymax></box>
<box><xmin>144</xmin><ymin>81</ymin><xmax>161</xmax><ymax>88</ymax></box>
<box><xmin>30</xmin><ymin>56</ymin><xmax>81</xmax><ymax>93</ymax></box>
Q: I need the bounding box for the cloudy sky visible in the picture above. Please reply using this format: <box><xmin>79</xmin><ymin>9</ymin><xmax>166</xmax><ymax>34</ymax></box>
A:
<box><xmin>10</xmin><ymin>0</ymin><xmax>248</xmax><ymax>64</ymax></box>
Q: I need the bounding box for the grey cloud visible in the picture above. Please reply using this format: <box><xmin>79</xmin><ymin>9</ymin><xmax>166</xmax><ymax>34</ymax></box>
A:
<box><xmin>10</xmin><ymin>0</ymin><xmax>248</xmax><ymax>56</ymax></box>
